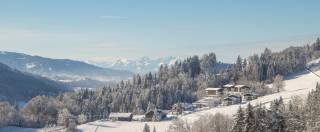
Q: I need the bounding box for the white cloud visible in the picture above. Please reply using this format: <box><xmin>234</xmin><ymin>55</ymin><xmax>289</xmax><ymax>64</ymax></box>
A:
<box><xmin>100</xmin><ymin>15</ymin><xmax>128</xmax><ymax>19</ymax></box>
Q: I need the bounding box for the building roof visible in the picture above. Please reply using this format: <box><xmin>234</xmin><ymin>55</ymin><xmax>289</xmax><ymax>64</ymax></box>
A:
<box><xmin>228</xmin><ymin>95</ymin><xmax>241</xmax><ymax>98</ymax></box>
<box><xmin>173</xmin><ymin>103</ymin><xmax>193</xmax><ymax>109</ymax></box>
<box><xmin>235</xmin><ymin>85</ymin><xmax>248</xmax><ymax>88</ymax></box>
<box><xmin>205</xmin><ymin>88</ymin><xmax>223</xmax><ymax>91</ymax></box>
<box><xmin>223</xmin><ymin>84</ymin><xmax>235</xmax><ymax>88</ymax></box>
<box><xmin>109</xmin><ymin>113</ymin><xmax>132</xmax><ymax>118</ymax></box>
<box><xmin>223</xmin><ymin>97</ymin><xmax>233</xmax><ymax>101</ymax></box>
<box><xmin>243</xmin><ymin>93</ymin><xmax>254</xmax><ymax>96</ymax></box>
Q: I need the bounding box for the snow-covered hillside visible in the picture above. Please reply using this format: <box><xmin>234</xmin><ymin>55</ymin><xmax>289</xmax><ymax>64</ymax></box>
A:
<box><xmin>60</xmin><ymin>67</ymin><xmax>318</xmax><ymax>132</ymax></box>
<box><xmin>2</xmin><ymin>62</ymin><xmax>319</xmax><ymax>132</ymax></box>
<box><xmin>182</xmin><ymin>69</ymin><xmax>320</xmax><ymax>123</ymax></box>
<box><xmin>72</xmin><ymin>68</ymin><xmax>319</xmax><ymax>132</ymax></box>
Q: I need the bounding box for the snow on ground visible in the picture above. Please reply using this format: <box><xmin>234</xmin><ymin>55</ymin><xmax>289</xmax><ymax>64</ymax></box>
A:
<box><xmin>0</xmin><ymin>126</ymin><xmax>64</xmax><ymax>132</ymax></box>
<box><xmin>77</xmin><ymin>120</ymin><xmax>172</xmax><ymax>132</ymax></box>
<box><xmin>182</xmin><ymin>69</ymin><xmax>320</xmax><ymax>122</ymax></box>
<box><xmin>75</xmin><ymin>68</ymin><xmax>320</xmax><ymax>132</ymax></box>
<box><xmin>2</xmin><ymin>68</ymin><xmax>320</xmax><ymax>132</ymax></box>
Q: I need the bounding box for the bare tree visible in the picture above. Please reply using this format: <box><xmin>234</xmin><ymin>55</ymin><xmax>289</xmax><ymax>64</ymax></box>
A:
<box><xmin>0</xmin><ymin>102</ymin><xmax>19</xmax><ymax>127</ymax></box>
<box><xmin>273</xmin><ymin>74</ymin><xmax>285</xmax><ymax>93</ymax></box>
<box><xmin>167</xmin><ymin>113</ymin><xmax>232</xmax><ymax>132</ymax></box>
<box><xmin>192</xmin><ymin>113</ymin><xmax>232</xmax><ymax>132</ymax></box>
<box><xmin>167</xmin><ymin>119</ymin><xmax>191</xmax><ymax>132</ymax></box>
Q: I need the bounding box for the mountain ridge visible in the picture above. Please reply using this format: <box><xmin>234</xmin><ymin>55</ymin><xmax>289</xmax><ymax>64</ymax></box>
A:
<box><xmin>87</xmin><ymin>56</ymin><xmax>231</xmax><ymax>74</ymax></box>
<box><xmin>0</xmin><ymin>51</ymin><xmax>133</xmax><ymax>82</ymax></box>
<box><xmin>0</xmin><ymin>62</ymin><xmax>67</xmax><ymax>102</ymax></box>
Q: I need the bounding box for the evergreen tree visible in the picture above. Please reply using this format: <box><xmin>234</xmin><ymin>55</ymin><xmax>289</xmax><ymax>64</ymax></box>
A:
<box><xmin>232</xmin><ymin>106</ymin><xmax>245</xmax><ymax>132</ymax></box>
<box><xmin>244</xmin><ymin>103</ymin><xmax>255</xmax><ymax>132</ymax></box>
<box><xmin>143</xmin><ymin>123</ymin><xmax>150</xmax><ymax>132</ymax></box>
<box><xmin>286</xmin><ymin>100</ymin><xmax>306</xmax><ymax>131</ymax></box>
<box><xmin>236</xmin><ymin>55</ymin><xmax>243</xmax><ymax>73</ymax></box>
<box><xmin>306</xmin><ymin>83</ymin><xmax>320</xmax><ymax>131</ymax></box>
<box><xmin>270</xmin><ymin>98</ymin><xmax>287</xmax><ymax>132</ymax></box>
<box><xmin>153</xmin><ymin>126</ymin><xmax>157</xmax><ymax>132</ymax></box>
<box><xmin>254</xmin><ymin>104</ymin><xmax>269</xmax><ymax>132</ymax></box>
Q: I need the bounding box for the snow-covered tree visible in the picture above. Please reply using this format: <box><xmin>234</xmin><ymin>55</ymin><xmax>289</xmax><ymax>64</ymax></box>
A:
<box><xmin>244</xmin><ymin>103</ymin><xmax>255</xmax><ymax>132</ymax></box>
<box><xmin>286</xmin><ymin>98</ymin><xmax>306</xmax><ymax>131</ymax></box>
<box><xmin>254</xmin><ymin>105</ymin><xmax>269</xmax><ymax>132</ymax></box>
<box><xmin>66</xmin><ymin>118</ymin><xmax>77</xmax><ymax>132</ymax></box>
<box><xmin>153</xmin><ymin>126</ymin><xmax>157</xmax><ymax>132</ymax></box>
<box><xmin>57</xmin><ymin>108</ymin><xmax>71</xmax><ymax>126</ymax></box>
<box><xmin>273</xmin><ymin>74</ymin><xmax>285</xmax><ymax>93</ymax></box>
<box><xmin>77</xmin><ymin>114</ymin><xmax>87</xmax><ymax>124</ymax></box>
<box><xmin>0</xmin><ymin>102</ymin><xmax>19</xmax><ymax>127</ymax></box>
<box><xmin>270</xmin><ymin>97</ymin><xmax>286</xmax><ymax>132</ymax></box>
<box><xmin>143</xmin><ymin>123</ymin><xmax>150</xmax><ymax>132</ymax></box>
<box><xmin>232</xmin><ymin>106</ymin><xmax>245</xmax><ymax>132</ymax></box>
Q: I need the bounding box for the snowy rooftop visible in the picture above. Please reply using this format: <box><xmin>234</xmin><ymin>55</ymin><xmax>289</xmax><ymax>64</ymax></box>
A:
<box><xmin>234</xmin><ymin>85</ymin><xmax>248</xmax><ymax>88</ymax></box>
<box><xmin>223</xmin><ymin>84</ymin><xmax>235</xmax><ymax>88</ymax></box>
<box><xmin>205</xmin><ymin>88</ymin><xmax>222</xmax><ymax>91</ymax></box>
<box><xmin>109</xmin><ymin>113</ymin><xmax>133</xmax><ymax>118</ymax></box>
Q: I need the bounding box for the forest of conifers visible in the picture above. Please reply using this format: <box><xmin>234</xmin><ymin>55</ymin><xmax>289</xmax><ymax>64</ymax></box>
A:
<box><xmin>1</xmin><ymin>38</ymin><xmax>320</xmax><ymax>129</ymax></box>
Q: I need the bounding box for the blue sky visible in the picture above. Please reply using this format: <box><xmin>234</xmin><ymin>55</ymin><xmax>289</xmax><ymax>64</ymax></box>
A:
<box><xmin>1</xmin><ymin>0</ymin><xmax>320</xmax><ymax>63</ymax></box>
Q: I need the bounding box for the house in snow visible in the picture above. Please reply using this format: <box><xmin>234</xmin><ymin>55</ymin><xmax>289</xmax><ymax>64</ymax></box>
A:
<box><xmin>170</xmin><ymin>103</ymin><xmax>194</xmax><ymax>115</ymax></box>
<box><xmin>226</xmin><ymin>85</ymin><xmax>252</xmax><ymax>96</ymax></box>
<box><xmin>109</xmin><ymin>113</ymin><xmax>133</xmax><ymax>121</ymax></box>
<box><xmin>222</xmin><ymin>95</ymin><xmax>241</xmax><ymax>106</ymax></box>
<box><xmin>223</xmin><ymin>84</ymin><xmax>235</xmax><ymax>92</ymax></box>
<box><xmin>205</xmin><ymin>88</ymin><xmax>224</xmax><ymax>97</ymax></box>
<box><xmin>192</xmin><ymin>101</ymin><xmax>208</xmax><ymax>109</ymax></box>
<box><xmin>144</xmin><ymin>109</ymin><xmax>167</xmax><ymax>122</ymax></box>
<box><xmin>242</xmin><ymin>93</ymin><xmax>257</xmax><ymax>103</ymax></box>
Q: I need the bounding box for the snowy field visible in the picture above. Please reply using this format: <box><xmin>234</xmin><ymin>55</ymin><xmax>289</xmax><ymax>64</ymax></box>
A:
<box><xmin>1</xmin><ymin>69</ymin><xmax>319</xmax><ymax>132</ymax></box>
<box><xmin>78</xmin><ymin>120</ymin><xmax>172</xmax><ymax>132</ymax></box>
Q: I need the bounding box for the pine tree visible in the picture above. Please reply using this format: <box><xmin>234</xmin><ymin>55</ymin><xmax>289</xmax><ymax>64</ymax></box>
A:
<box><xmin>153</xmin><ymin>126</ymin><xmax>157</xmax><ymax>132</ymax></box>
<box><xmin>254</xmin><ymin>105</ymin><xmax>269</xmax><ymax>132</ymax></box>
<box><xmin>244</xmin><ymin>103</ymin><xmax>255</xmax><ymax>132</ymax></box>
<box><xmin>306</xmin><ymin>83</ymin><xmax>320</xmax><ymax>131</ymax></box>
<box><xmin>232</xmin><ymin>106</ymin><xmax>245</xmax><ymax>132</ymax></box>
<box><xmin>143</xmin><ymin>123</ymin><xmax>150</xmax><ymax>132</ymax></box>
<box><xmin>286</xmin><ymin>100</ymin><xmax>306</xmax><ymax>131</ymax></box>
<box><xmin>236</xmin><ymin>55</ymin><xmax>243</xmax><ymax>73</ymax></box>
<box><xmin>270</xmin><ymin>98</ymin><xmax>287</xmax><ymax>132</ymax></box>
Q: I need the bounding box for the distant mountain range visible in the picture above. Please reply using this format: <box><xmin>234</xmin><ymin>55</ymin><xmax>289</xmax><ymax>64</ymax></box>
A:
<box><xmin>87</xmin><ymin>56</ymin><xmax>232</xmax><ymax>74</ymax></box>
<box><xmin>0</xmin><ymin>51</ymin><xmax>133</xmax><ymax>83</ymax></box>
<box><xmin>0</xmin><ymin>62</ymin><xmax>66</xmax><ymax>102</ymax></box>
<box><xmin>87</xmin><ymin>56</ymin><xmax>179</xmax><ymax>74</ymax></box>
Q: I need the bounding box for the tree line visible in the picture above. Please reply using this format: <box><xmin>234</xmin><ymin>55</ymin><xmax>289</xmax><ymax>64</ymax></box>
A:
<box><xmin>1</xmin><ymin>38</ymin><xmax>320</xmax><ymax>128</ymax></box>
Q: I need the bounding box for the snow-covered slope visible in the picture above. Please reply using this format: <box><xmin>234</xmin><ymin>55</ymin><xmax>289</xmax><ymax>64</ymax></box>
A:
<box><xmin>72</xmin><ymin>68</ymin><xmax>320</xmax><ymax>132</ymax></box>
<box><xmin>3</xmin><ymin>61</ymin><xmax>319</xmax><ymax>132</ymax></box>
<box><xmin>182</xmin><ymin>69</ymin><xmax>320</xmax><ymax>123</ymax></box>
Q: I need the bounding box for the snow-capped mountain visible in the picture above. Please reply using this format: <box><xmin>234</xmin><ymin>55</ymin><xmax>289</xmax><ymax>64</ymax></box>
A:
<box><xmin>0</xmin><ymin>51</ymin><xmax>133</xmax><ymax>83</ymax></box>
<box><xmin>88</xmin><ymin>56</ymin><xmax>179</xmax><ymax>74</ymax></box>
